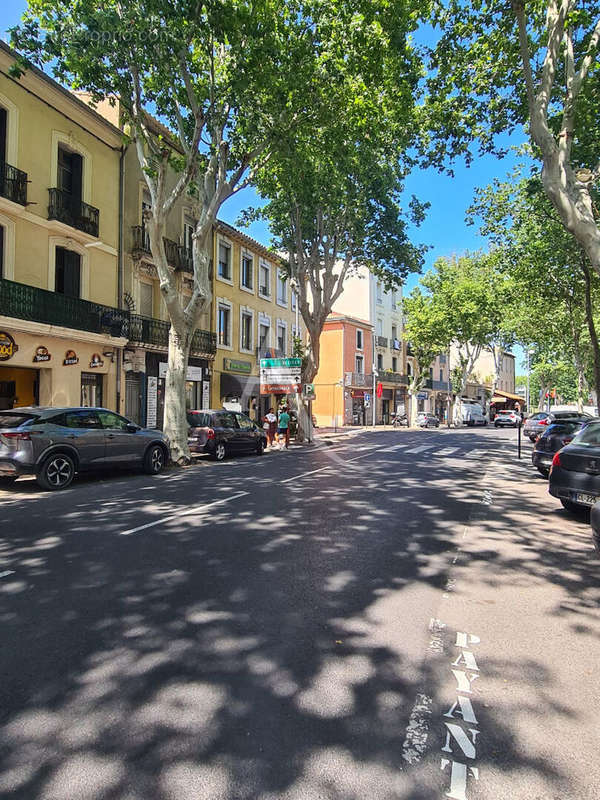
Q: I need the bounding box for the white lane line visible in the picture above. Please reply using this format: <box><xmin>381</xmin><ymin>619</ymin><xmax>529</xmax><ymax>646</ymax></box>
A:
<box><xmin>119</xmin><ymin>491</ymin><xmax>249</xmax><ymax>536</ymax></box>
<box><xmin>404</xmin><ymin>445</ymin><xmax>434</xmax><ymax>454</ymax></box>
<box><xmin>436</xmin><ymin>447</ymin><xmax>461</xmax><ymax>457</ymax></box>
<box><xmin>280</xmin><ymin>465</ymin><xmax>332</xmax><ymax>484</ymax></box>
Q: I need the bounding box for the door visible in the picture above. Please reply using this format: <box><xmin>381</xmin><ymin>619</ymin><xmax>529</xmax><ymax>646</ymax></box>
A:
<box><xmin>81</xmin><ymin>372</ymin><xmax>103</xmax><ymax>407</ymax></box>
<box><xmin>235</xmin><ymin>413</ymin><xmax>258</xmax><ymax>451</ymax></box>
<box><xmin>59</xmin><ymin>409</ymin><xmax>105</xmax><ymax>467</ymax></box>
<box><xmin>97</xmin><ymin>410</ymin><xmax>142</xmax><ymax>464</ymax></box>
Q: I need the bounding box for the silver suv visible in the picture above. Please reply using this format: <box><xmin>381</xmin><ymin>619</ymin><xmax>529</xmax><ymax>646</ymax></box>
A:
<box><xmin>0</xmin><ymin>407</ymin><xmax>170</xmax><ymax>490</ymax></box>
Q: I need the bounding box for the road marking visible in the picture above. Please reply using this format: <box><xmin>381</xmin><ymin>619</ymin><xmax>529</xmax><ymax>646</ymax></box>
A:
<box><xmin>0</xmin><ymin>570</ymin><xmax>15</xmax><ymax>578</ymax></box>
<box><xmin>280</xmin><ymin>465</ymin><xmax>332</xmax><ymax>484</ymax></box>
<box><xmin>119</xmin><ymin>491</ymin><xmax>249</xmax><ymax>536</ymax></box>
<box><xmin>436</xmin><ymin>447</ymin><xmax>459</xmax><ymax>456</ymax></box>
<box><xmin>404</xmin><ymin>445</ymin><xmax>434</xmax><ymax>454</ymax></box>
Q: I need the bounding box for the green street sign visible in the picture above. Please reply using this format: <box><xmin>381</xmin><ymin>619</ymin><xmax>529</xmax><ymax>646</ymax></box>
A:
<box><xmin>260</xmin><ymin>357</ymin><xmax>302</xmax><ymax>369</ymax></box>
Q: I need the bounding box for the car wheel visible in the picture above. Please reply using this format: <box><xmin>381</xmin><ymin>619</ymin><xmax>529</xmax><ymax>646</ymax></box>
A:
<box><xmin>144</xmin><ymin>444</ymin><xmax>166</xmax><ymax>475</ymax></box>
<box><xmin>256</xmin><ymin>439</ymin><xmax>264</xmax><ymax>456</ymax></box>
<box><xmin>528</xmin><ymin>435</ymin><xmax>536</xmax><ymax>442</ymax></box>
<box><xmin>536</xmin><ymin>466</ymin><xmax>549</xmax><ymax>479</ymax></box>
<box><xmin>593</xmin><ymin>531</ymin><xmax>600</xmax><ymax>558</ymax></box>
<box><xmin>37</xmin><ymin>453</ymin><xmax>75</xmax><ymax>491</ymax></box>
<box><xmin>560</xmin><ymin>498</ymin><xmax>582</xmax><ymax>513</ymax></box>
<box><xmin>212</xmin><ymin>442</ymin><xmax>227</xmax><ymax>461</ymax></box>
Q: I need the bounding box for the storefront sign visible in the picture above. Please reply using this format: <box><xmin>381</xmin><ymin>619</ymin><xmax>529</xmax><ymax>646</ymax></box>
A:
<box><xmin>33</xmin><ymin>346</ymin><xmax>51</xmax><ymax>363</ymax></box>
<box><xmin>224</xmin><ymin>358</ymin><xmax>252</xmax><ymax>374</ymax></box>
<box><xmin>158</xmin><ymin>362</ymin><xmax>203</xmax><ymax>382</ymax></box>
<box><xmin>417</xmin><ymin>391</ymin><xmax>429</xmax><ymax>400</ymax></box>
<box><xmin>89</xmin><ymin>353</ymin><xmax>104</xmax><ymax>368</ymax></box>
<box><xmin>0</xmin><ymin>331</ymin><xmax>17</xmax><ymax>361</ymax></box>
<box><xmin>147</xmin><ymin>376</ymin><xmax>158</xmax><ymax>427</ymax></box>
<box><xmin>202</xmin><ymin>380</ymin><xmax>210</xmax><ymax>409</ymax></box>
<box><xmin>351</xmin><ymin>389</ymin><xmax>365</xmax><ymax>398</ymax></box>
<box><xmin>63</xmin><ymin>350</ymin><xmax>79</xmax><ymax>366</ymax></box>
<box><xmin>260</xmin><ymin>357</ymin><xmax>302</xmax><ymax>395</ymax></box>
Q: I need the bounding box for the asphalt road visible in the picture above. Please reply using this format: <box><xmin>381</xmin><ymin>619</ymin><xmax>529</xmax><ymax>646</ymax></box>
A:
<box><xmin>0</xmin><ymin>426</ymin><xmax>598</xmax><ymax>800</ymax></box>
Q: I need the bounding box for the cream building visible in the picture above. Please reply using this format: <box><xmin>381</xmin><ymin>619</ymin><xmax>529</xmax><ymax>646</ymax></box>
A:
<box><xmin>0</xmin><ymin>42</ymin><xmax>126</xmax><ymax>412</ymax></box>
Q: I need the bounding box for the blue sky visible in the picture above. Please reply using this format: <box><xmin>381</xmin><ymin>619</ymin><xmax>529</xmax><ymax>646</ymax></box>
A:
<box><xmin>2</xmin><ymin>0</ymin><xmax>530</xmax><ymax>369</ymax></box>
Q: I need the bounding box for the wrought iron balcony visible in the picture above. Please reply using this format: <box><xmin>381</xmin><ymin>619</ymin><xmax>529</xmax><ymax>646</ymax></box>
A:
<box><xmin>0</xmin><ymin>161</ymin><xmax>27</xmax><ymax>205</ymax></box>
<box><xmin>129</xmin><ymin>313</ymin><xmax>216</xmax><ymax>357</ymax></box>
<box><xmin>48</xmin><ymin>188</ymin><xmax>99</xmax><ymax>237</ymax></box>
<box><xmin>351</xmin><ymin>372</ymin><xmax>374</xmax><ymax>387</ymax></box>
<box><xmin>0</xmin><ymin>277</ymin><xmax>128</xmax><ymax>337</ymax></box>
<box><xmin>376</xmin><ymin>336</ymin><xmax>388</xmax><ymax>348</ymax></box>
<box><xmin>131</xmin><ymin>226</ymin><xmax>193</xmax><ymax>272</ymax></box>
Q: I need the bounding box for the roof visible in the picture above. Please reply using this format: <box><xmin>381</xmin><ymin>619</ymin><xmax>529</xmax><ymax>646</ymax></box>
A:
<box><xmin>215</xmin><ymin>219</ymin><xmax>284</xmax><ymax>264</ymax></box>
<box><xmin>326</xmin><ymin>313</ymin><xmax>373</xmax><ymax>329</ymax></box>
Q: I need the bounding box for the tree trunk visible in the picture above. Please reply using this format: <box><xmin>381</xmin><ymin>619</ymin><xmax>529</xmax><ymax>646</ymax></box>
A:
<box><xmin>296</xmin><ymin>326</ymin><xmax>321</xmax><ymax>442</ymax></box>
<box><xmin>163</xmin><ymin>325</ymin><xmax>193</xmax><ymax>464</ymax></box>
<box><xmin>582</xmin><ymin>261</ymin><xmax>600</xmax><ymax>414</ymax></box>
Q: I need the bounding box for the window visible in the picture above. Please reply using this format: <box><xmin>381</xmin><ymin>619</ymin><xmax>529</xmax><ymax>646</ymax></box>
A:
<box><xmin>440</xmin><ymin>369</ymin><xmax>444</xmax><ymax>382</ymax></box>
<box><xmin>392</xmin><ymin>357</ymin><xmax>397</xmax><ymax>372</ymax></box>
<box><xmin>218</xmin><ymin>303</ymin><xmax>231</xmax><ymax>346</ymax></box>
<box><xmin>64</xmin><ymin>409</ymin><xmax>102</xmax><ymax>429</ymax></box>
<box><xmin>277</xmin><ymin>322</ymin><xmax>287</xmax><ymax>355</ymax></box>
<box><xmin>139</xmin><ymin>282</ymin><xmax>153</xmax><ymax>317</ymax></box>
<box><xmin>235</xmin><ymin>413</ymin><xmax>254</xmax><ymax>431</ymax></box>
<box><xmin>391</xmin><ymin>325</ymin><xmax>397</xmax><ymax>341</ymax></box>
<box><xmin>57</xmin><ymin>145</ymin><xmax>82</xmax><ymax>200</ymax></box>
<box><xmin>80</xmin><ymin>373</ymin><xmax>103</xmax><ymax>407</ymax></box>
<box><xmin>183</xmin><ymin>217</ymin><xmax>195</xmax><ymax>253</ymax></box>
<box><xmin>377</xmin><ymin>353</ymin><xmax>383</xmax><ymax>371</ymax></box>
<box><xmin>391</xmin><ymin>289</ymin><xmax>397</xmax><ymax>310</ymax></box>
<box><xmin>241</xmin><ymin>311</ymin><xmax>253</xmax><ymax>352</ymax></box>
<box><xmin>277</xmin><ymin>272</ymin><xmax>287</xmax><ymax>305</ymax></box>
<box><xmin>356</xmin><ymin>329</ymin><xmax>363</xmax><ymax>350</ymax></box>
<box><xmin>291</xmin><ymin>290</ymin><xmax>297</xmax><ymax>310</ymax></box>
<box><xmin>377</xmin><ymin>319</ymin><xmax>383</xmax><ymax>336</ymax></box>
<box><xmin>98</xmin><ymin>411</ymin><xmax>131</xmax><ymax>430</ymax></box>
<box><xmin>0</xmin><ymin>107</ymin><xmax>7</xmax><ymax>162</ymax></box>
<box><xmin>55</xmin><ymin>246</ymin><xmax>81</xmax><ymax>297</ymax></box>
<box><xmin>355</xmin><ymin>355</ymin><xmax>364</xmax><ymax>374</ymax></box>
<box><xmin>259</xmin><ymin>263</ymin><xmax>270</xmax><ymax>297</ymax></box>
<box><xmin>217</xmin><ymin>412</ymin><xmax>237</xmax><ymax>429</ymax></box>
<box><xmin>407</xmin><ymin>362</ymin><xmax>412</xmax><ymax>377</ymax></box>
<box><xmin>259</xmin><ymin>322</ymin><xmax>270</xmax><ymax>350</ymax></box>
<box><xmin>439</xmin><ymin>353</ymin><xmax>447</xmax><ymax>364</ymax></box>
<box><xmin>376</xmin><ymin>281</ymin><xmax>383</xmax><ymax>304</ymax></box>
<box><xmin>218</xmin><ymin>241</ymin><xmax>231</xmax><ymax>280</ymax></box>
<box><xmin>241</xmin><ymin>253</ymin><xmax>253</xmax><ymax>290</ymax></box>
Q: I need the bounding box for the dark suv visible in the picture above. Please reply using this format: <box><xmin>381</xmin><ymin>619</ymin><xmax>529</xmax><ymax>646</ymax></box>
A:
<box><xmin>0</xmin><ymin>407</ymin><xmax>170</xmax><ymax>490</ymax></box>
<box><xmin>187</xmin><ymin>409</ymin><xmax>267</xmax><ymax>461</ymax></box>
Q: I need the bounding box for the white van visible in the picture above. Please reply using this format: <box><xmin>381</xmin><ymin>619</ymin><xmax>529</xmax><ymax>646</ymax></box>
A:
<box><xmin>456</xmin><ymin>400</ymin><xmax>487</xmax><ymax>427</ymax></box>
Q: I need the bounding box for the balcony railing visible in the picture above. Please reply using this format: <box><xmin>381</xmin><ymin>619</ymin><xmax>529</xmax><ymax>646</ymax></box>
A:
<box><xmin>431</xmin><ymin>379</ymin><xmax>449</xmax><ymax>391</ymax></box>
<box><xmin>48</xmin><ymin>188</ymin><xmax>99</xmax><ymax>237</ymax></box>
<box><xmin>0</xmin><ymin>277</ymin><xmax>128</xmax><ymax>337</ymax></box>
<box><xmin>129</xmin><ymin>313</ymin><xmax>216</xmax><ymax>356</ymax></box>
<box><xmin>376</xmin><ymin>336</ymin><xmax>388</xmax><ymax>348</ymax></box>
<box><xmin>0</xmin><ymin>161</ymin><xmax>27</xmax><ymax>205</ymax></box>
<box><xmin>351</xmin><ymin>372</ymin><xmax>374</xmax><ymax>387</ymax></box>
<box><xmin>379</xmin><ymin>371</ymin><xmax>409</xmax><ymax>385</ymax></box>
<box><xmin>131</xmin><ymin>226</ymin><xmax>193</xmax><ymax>273</ymax></box>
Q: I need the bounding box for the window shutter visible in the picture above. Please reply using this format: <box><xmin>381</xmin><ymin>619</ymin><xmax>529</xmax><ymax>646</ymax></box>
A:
<box><xmin>0</xmin><ymin>107</ymin><xmax>7</xmax><ymax>163</ymax></box>
<box><xmin>71</xmin><ymin>153</ymin><xmax>83</xmax><ymax>204</ymax></box>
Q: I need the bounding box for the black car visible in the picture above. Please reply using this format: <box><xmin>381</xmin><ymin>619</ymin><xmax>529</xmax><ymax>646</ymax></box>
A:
<box><xmin>187</xmin><ymin>409</ymin><xmax>267</xmax><ymax>461</ymax></box>
<box><xmin>548</xmin><ymin>421</ymin><xmax>600</xmax><ymax>512</ymax></box>
<box><xmin>532</xmin><ymin>418</ymin><xmax>599</xmax><ymax>477</ymax></box>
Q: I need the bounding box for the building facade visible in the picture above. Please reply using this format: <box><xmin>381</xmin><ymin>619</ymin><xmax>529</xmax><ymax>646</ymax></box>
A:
<box><xmin>0</xmin><ymin>42</ymin><xmax>126</xmax><ymax>412</ymax></box>
<box><xmin>332</xmin><ymin>267</ymin><xmax>408</xmax><ymax>423</ymax></box>
<box><xmin>311</xmin><ymin>314</ymin><xmax>374</xmax><ymax>428</ymax></box>
<box><xmin>211</xmin><ymin>221</ymin><xmax>302</xmax><ymax>421</ymax></box>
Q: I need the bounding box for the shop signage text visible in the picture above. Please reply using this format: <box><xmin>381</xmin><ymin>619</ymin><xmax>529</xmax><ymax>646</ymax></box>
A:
<box><xmin>33</xmin><ymin>346</ymin><xmax>51</xmax><ymax>363</ymax></box>
<box><xmin>224</xmin><ymin>358</ymin><xmax>252</xmax><ymax>375</ymax></box>
<box><xmin>63</xmin><ymin>350</ymin><xmax>79</xmax><ymax>366</ymax></box>
<box><xmin>0</xmin><ymin>331</ymin><xmax>17</xmax><ymax>361</ymax></box>
<box><xmin>159</xmin><ymin>362</ymin><xmax>203</xmax><ymax>382</ymax></box>
<box><xmin>90</xmin><ymin>353</ymin><xmax>104</xmax><ymax>368</ymax></box>
<box><xmin>147</xmin><ymin>376</ymin><xmax>158</xmax><ymax>428</ymax></box>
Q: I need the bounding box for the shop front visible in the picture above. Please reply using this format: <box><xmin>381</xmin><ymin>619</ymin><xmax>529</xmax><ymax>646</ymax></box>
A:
<box><xmin>350</xmin><ymin>388</ymin><xmax>367</xmax><ymax>426</ymax></box>
<box><xmin>143</xmin><ymin>352</ymin><xmax>211</xmax><ymax>429</ymax></box>
<box><xmin>220</xmin><ymin>362</ymin><xmax>261</xmax><ymax>422</ymax></box>
<box><xmin>0</xmin><ymin>327</ymin><xmax>123</xmax><ymax>411</ymax></box>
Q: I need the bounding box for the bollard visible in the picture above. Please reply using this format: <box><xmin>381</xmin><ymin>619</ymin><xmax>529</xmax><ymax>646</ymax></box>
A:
<box><xmin>517</xmin><ymin>418</ymin><xmax>522</xmax><ymax>459</ymax></box>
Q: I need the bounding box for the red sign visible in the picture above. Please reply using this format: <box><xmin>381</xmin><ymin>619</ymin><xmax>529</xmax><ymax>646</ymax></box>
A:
<box><xmin>376</xmin><ymin>382</ymin><xmax>383</xmax><ymax>398</ymax></box>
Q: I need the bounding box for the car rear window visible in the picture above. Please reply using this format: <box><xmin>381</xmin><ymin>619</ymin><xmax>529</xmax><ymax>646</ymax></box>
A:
<box><xmin>554</xmin><ymin>411</ymin><xmax>584</xmax><ymax>419</ymax></box>
<box><xmin>546</xmin><ymin>422</ymin><xmax>581</xmax><ymax>435</ymax></box>
<box><xmin>0</xmin><ymin>413</ymin><xmax>37</xmax><ymax>428</ymax></box>
<box><xmin>573</xmin><ymin>422</ymin><xmax>600</xmax><ymax>446</ymax></box>
<box><xmin>187</xmin><ymin>412</ymin><xmax>213</xmax><ymax>427</ymax></box>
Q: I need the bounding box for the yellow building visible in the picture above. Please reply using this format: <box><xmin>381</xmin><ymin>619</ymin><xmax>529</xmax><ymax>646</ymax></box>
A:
<box><xmin>0</xmin><ymin>42</ymin><xmax>125</xmax><ymax>411</ymax></box>
<box><xmin>212</xmin><ymin>221</ymin><xmax>302</xmax><ymax>420</ymax></box>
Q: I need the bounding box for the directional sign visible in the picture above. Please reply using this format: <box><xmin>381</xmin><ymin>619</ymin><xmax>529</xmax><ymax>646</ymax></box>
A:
<box><xmin>260</xmin><ymin>357</ymin><xmax>302</xmax><ymax>394</ymax></box>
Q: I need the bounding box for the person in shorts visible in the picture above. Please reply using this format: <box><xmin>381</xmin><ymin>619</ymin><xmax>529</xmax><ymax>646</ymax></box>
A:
<box><xmin>263</xmin><ymin>407</ymin><xmax>277</xmax><ymax>448</ymax></box>
<box><xmin>277</xmin><ymin>406</ymin><xmax>290</xmax><ymax>450</ymax></box>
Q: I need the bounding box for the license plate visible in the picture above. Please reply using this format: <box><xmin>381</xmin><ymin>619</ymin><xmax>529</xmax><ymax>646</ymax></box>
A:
<box><xmin>574</xmin><ymin>492</ymin><xmax>599</xmax><ymax>506</ymax></box>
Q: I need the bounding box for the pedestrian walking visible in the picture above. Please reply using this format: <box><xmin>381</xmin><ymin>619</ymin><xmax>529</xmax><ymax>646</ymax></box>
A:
<box><xmin>263</xmin><ymin>407</ymin><xmax>277</xmax><ymax>448</ymax></box>
<box><xmin>277</xmin><ymin>405</ymin><xmax>291</xmax><ymax>450</ymax></box>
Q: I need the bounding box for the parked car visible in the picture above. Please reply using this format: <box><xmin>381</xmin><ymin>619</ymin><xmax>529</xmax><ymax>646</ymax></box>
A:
<box><xmin>589</xmin><ymin>502</ymin><xmax>600</xmax><ymax>556</ymax></box>
<box><xmin>531</xmin><ymin>418</ymin><xmax>599</xmax><ymax>477</ymax></box>
<box><xmin>0</xmin><ymin>407</ymin><xmax>170</xmax><ymax>490</ymax></box>
<box><xmin>548</xmin><ymin>420</ymin><xmax>600</xmax><ymax>512</ymax></box>
<box><xmin>187</xmin><ymin>409</ymin><xmax>267</xmax><ymax>461</ymax></box>
<box><xmin>494</xmin><ymin>409</ymin><xmax>521</xmax><ymax>428</ymax></box>
<box><xmin>417</xmin><ymin>412</ymin><xmax>440</xmax><ymax>428</ymax></box>
<box><xmin>523</xmin><ymin>410</ymin><xmax>592</xmax><ymax>442</ymax></box>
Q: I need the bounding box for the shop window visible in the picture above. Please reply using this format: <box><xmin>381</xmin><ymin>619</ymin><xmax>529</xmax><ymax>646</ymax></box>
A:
<box><xmin>218</xmin><ymin>303</ymin><xmax>231</xmax><ymax>346</ymax></box>
<box><xmin>55</xmin><ymin>246</ymin><xmax>81</xmax><ymax>297</ymax></box>
<box><xmin>241</xmin><ymin>254</ymin><xmax>253</xmax><ymax>290</ymax></box>
<box><xmin>81</xmin><ymin>373</ymin><xmax>103</xmax><ymax>407</ymax></box>
<box><xmin>218</xmin><ymin>241</ymin><xmax>231</xmax><ymax>280</ymax></box>
<box><xmin>355</xmin><ymin>355</ymin><xmax>364</xmax><ymax>374</ymax></box>
<box><xmin>241</xmin><ymin>312</ymin><xmax>253</xmax><ymax>351</ymax></box>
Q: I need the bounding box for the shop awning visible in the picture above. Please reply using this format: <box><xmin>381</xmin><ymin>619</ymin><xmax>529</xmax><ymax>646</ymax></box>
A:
<box><xmin>491</xmin><ymin>395</ymin><xmax>507</xmax><ymax>404</ymax></box>
<box><xmin>220</xmin><ymin>373</ymin><xmax>260</xmax><ymax>398</ymax></box>
<box><xmin>493</xmin><ymin>389</ymin><xmax>524</xmax><ymax>402</ymax></box>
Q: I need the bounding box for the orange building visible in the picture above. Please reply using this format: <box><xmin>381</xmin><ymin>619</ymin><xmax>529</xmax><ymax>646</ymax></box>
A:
<box><xmin>312</xmin><ymin>314</ymin><xmax>374</xmax><ymax>427</ymax></box>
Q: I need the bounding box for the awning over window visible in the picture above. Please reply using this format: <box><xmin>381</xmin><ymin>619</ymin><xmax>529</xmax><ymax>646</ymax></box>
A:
<box><xmin>493</xmin><ymin>389</ymin><xmax>523</xmax><ymax>402</ymax></box>
<box><xmin>220</xmin><ymin>373</ymin><xmax>260</xmax><ymax>398</ymax></box>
